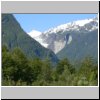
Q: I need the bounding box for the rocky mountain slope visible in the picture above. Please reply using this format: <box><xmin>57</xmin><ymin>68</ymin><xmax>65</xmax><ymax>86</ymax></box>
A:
<box><xmin>28</xmin><ymin>16</ymin><xmax>98</xmax><ymax>62</ymax></box>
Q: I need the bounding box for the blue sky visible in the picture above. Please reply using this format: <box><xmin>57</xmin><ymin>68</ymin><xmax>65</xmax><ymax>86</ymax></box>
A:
<box><xmin>13</xmin><ymin>14</ymin><xmax>97</xmax><ymax>33</ymax></box>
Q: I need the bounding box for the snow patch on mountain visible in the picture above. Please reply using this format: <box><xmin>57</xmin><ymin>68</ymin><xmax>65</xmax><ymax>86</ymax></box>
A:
<box><xmin>28</xmin><ymin>30</ymin><xmax>42</xmax><ymax>38</ymax></box>
<box><xmin>74</xmin><ymin>19</ymin><xmax>93</xmax><ymax>26</ymax></box>
<box><xmin>27</xmin><ymin>30</ymin><xmax>48</xmax><ymax>48</ymax></box>
<box><xmin>67</xmin><ymin>35</ymin><xmax>72</xmax><ymax>44</ymax></box>
<box><xmin>35</xmin><ymin>36</ymin><xmax>49</xmax><ymax>48</ymax></box>
<box><xmin>44</xmin><ymin>17</ymin><xmax>97</xmax><ymax>34</ymax></box>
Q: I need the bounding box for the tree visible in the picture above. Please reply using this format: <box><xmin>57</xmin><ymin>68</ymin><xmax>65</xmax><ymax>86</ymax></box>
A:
<box><xmin>28</xmin><ymin>58</ymin><xmax>42</xmax><ymax>82</ymax></box>
<box><xmin>78</xmin><ymin>57</ymin><xmax>98</xmax><ymax>86</ymax></box>
<box><xmin>56</xmin><ymin>58</ymin><xmax>75</xmax><ymax>74</ymax></box>
<box><xmin>79</xmin><ymin>57</ymin><xmax>94</xmax><ymax>77</ymax></box>
<box><xmin>2</xmin><ymin>45</ymin><xmax>14</xmax><ymax>81</ymax></box>
<box><xmin>10</xmin><ymin>48</ymin><xmax>28</xmax><ymax>83</ymax></box>
<box><xmin>2</xmin><ymin>45</ymin><xmax>9</xmax><ymax>52</ymax></box>
<box><xmin>37</xmin><ymin>59</ymin><xmax>52</xmax><ymax>84</ymax></box>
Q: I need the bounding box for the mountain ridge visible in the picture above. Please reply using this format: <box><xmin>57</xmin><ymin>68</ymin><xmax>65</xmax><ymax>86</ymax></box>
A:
<box><xmin>28</xmin><ymin>16</ymin><xmax>98</xmax><ymax>53</ymax></box>
<box><xmin>2</xmin><ymin>14</ymin><xmax>59</xmax><ymax>63</ymax></box>
<box><xmin>27</xmin><ymin>16</ymin><xmax>98</xmax><ymax>62</ymax></box>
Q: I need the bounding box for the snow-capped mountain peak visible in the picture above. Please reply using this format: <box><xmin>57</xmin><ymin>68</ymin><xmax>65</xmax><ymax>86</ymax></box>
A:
<box><xmin>43</xmin><ymin>17</ymin><xmax>97</xmax><ymax>34</ymax></box>
<box><xmin>27</xmin><ymin>30</ymin><xmax>48</xmax><ymax>48</ymax></box>
<box><xmin>27</xmin><ymin>16</ymin><xmax>98</xmax><ymax>54</ymax></box>
<box><xmin>72</xmin><ymin>18</ymin><xmax>93</xmax><ymax>26</ymax></box>
<box><xmin>28</xmin><ymin>30</ymin><xmax>42</xmax><ymax>38</ymax></box>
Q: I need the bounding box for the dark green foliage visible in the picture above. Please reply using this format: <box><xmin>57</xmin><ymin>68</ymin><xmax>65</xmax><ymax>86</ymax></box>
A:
<box><xmin>2</xmin><ymin>46</ymin><xmax>98</xmax><ymax>86</ymax></box>
<box><xmin>2</xmin><ymin>46</ymin><xmax>34</xmax><ymax>85</ymax></box>
<box><xmin>29</xmin><ymin>58</ymin><xmax>42</xmax><ymax>81</ymax></box>
<box><xmin>78</xmin><ymin>57</ymin><xmax>98</xmax><ymax>85</ymax></box>
<box><xmin>39</xmin><ymin>59</ymin><xmax>52</xmax><ymax>82</ymax></box>
<box><xmin>56</xmin><ymin>58</ymin><xmax>75</xmax><ymax>74</ymax></box>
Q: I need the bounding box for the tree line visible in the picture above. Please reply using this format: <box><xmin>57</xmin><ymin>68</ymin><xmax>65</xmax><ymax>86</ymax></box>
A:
<box><xmin>2</xmin><ymin>45</ymin><xmax>98</xmax><ymax>86</ymax></box>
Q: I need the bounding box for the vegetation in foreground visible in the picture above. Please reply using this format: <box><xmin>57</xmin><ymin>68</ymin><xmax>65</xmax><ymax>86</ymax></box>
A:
<box><xmin>2</xmin><ymin>45</ymin><xmax>98</xmax><ymax>86</ymax></box>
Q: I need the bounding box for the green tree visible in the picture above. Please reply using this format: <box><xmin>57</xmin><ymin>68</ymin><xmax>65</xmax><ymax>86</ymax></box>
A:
<box><xmin>37</xmin><ymin>59</ymin><xmax>52</xmax><ymax>85</ymax></box>
<box><xmin>56</xmin><ymin>58</ymin><xmax>75</xmax><ymax>74</ymax></box>
<box><xmin>2</xmin><ymin>45</ymin><xmax>14</xmax><ymax>81</ymax></box>
<box><xmin>10</xmin><ymin>48</ymin><xmax>28</xmax><ymax>83</ymax></box>
<box><xmin>78</xmin><ymin>57</ymin><xmax>98</xmax><ymax>86</ymax></box>
<box><xmin>28</xmin><ymin>58</ymin><xmax>42</xmax><ymax>82</ymax></box>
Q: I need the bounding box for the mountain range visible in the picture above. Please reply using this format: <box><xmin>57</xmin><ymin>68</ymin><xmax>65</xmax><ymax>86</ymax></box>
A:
<box><xmin>28</xmin><ymin>16</ymin><xmax>98</xmax><ymax>62</ymax></box>
<box><xmin>2</xmin><ymin>14</ymin><xmax>98</xmax><ymax>64</ymax></box>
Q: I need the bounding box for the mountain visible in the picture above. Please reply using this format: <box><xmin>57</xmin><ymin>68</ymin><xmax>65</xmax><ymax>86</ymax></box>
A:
<box><xmin>28</xmin><ymin>16</ymin><xmax>98</xmax><ymax>62</ymax></box>
<box><xmin>57</xmin><ymin>30</ymin><xmax>98</xmax><ymax>62</ymax></box>
<box><xmin>2</xmin><ymin>14</ymin><xmax>58</xmax><ymax>63</ymax></box>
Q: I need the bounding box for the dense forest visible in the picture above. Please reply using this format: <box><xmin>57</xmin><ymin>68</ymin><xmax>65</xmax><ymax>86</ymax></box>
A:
<box><xmin>2</xmin><ymin>45</ymin><xmax>98</xmax><ymax>86</ymax></box>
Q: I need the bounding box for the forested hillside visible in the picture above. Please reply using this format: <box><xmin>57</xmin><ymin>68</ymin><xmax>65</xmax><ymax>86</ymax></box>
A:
<box><xmin>2</xmin><ymin>46</ymin><xmax>98</xmax><ymax>86</ymax></box>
